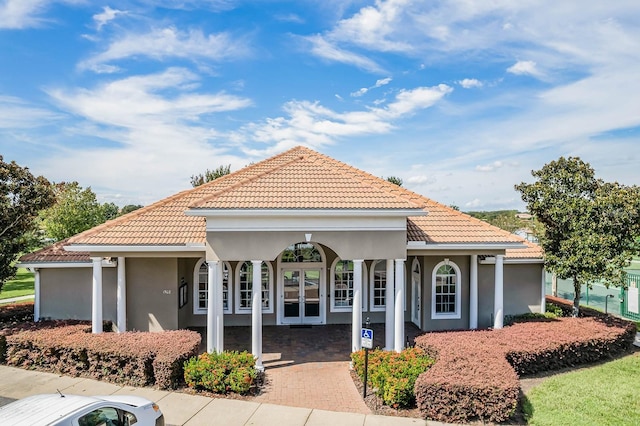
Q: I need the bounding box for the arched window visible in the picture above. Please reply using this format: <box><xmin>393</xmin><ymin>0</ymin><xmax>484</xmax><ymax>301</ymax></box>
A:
<box><xmin>369</xmin><ymin>260</ymin><xmax>387</xmax><ymax>312</ymax></box>
<box><xmin>235</xmin><ymin>261</ymin><xmax>274</xmax><ymax>314</ymax></box>
<box><xmin>330</xmin><ymin>258</ymin><xmax>367</xmax><ymax>312</ymax></box>
<box><xmin>431</xmin><ymin>259</ymin><xmax>461</xmax><ymax>320</ymax></box>
<box><xmin>280</xmin><ymin>242</ymin><xmax>323</xmax><ymax>263</ymax></box>
<box><xmin>193</xmin><ymin>259</ymin><xmax>232</xmax><ymax>315</ymax></box>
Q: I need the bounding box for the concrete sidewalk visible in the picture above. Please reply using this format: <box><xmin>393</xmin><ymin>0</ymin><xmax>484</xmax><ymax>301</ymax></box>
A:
<box><xmin>0</xmin><ymin>366</ymin><xmax>450</xmax><ymax>426</ymax></box>
<box><xmin>0</xmin><ymin>295</ymin><xmax>34</xmax><ymax>305</ymax></box>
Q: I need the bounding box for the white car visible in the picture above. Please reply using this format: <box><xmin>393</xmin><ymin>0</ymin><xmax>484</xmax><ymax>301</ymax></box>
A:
<box><xmin>0</xmin><ymin>393</ymin><xmax>164</xmax><ymax>426</ymax></box>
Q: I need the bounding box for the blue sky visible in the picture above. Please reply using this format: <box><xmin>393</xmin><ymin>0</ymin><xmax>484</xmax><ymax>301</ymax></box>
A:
<box><xmin>1</xmin><ymin>1</ymin><xmax>639</xmax><ymax>211</ymax></box>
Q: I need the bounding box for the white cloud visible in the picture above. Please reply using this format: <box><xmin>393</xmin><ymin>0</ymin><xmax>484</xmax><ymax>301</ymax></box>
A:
<box><xmin>458</xmin><ymin>78</ymin><xmax>483</xmax><ymax>89</ymax></box>
<box><xmin>304</xmin><ymin>35</ymin><xmax>385</xmax><ymax>73</ymax></box>
<box><xmin>35</xmin><ymin>68</ymin><xmax>254</xmax><ymax>204</ymax></box>
<box><xmin>0</xmin><ymin>0</ymin><xmax>80</xmax><ymax>29</ymax></box>
<box><xmin>79</xmin><ymin>26</ymin><xmax>249</xmax><ymax>73</ymax></box>
<box><xmin>351</xmin><ymin>87</ymin><xmax>368</xmax><ymax>97</ymax></box>
<box><xmin>406</xmin><ymin>175</ymin><xmax>431</xmax><ymax>184</ymax></box>
<box><xmin>350</xmin><ymin>76</ymin><xmax>393</xmax><ymax>97</ymax></box>
<box><xmin>507</xmin><ymin>60</ymin><xmax>541</xmax><ymax>77</ymax></box>
<box><xmin>465</xmin><ymin>198</ymin><xmax>483</xmax><ymax>208</ymax></box>
<box><xmin>375</xmin><ymin>77</ymin><xmax>392</xmax><ymax>87</ymax></box>
<box><xmin>0</xmin><ymin>95</ymin><xmax>61</xmax><ymax>128</ymax></box>
<box><xmin>48</xmin><ymin>68</ymin><xmax>252</xmax><ymax>129</ymax></box>
<box><xmin>93</xmin><ymin>6</ymin><xmax>125</xmax><ymax>31</ymax></box>
<box><xmin>475</xmin><ymin>161</ymin><xmax>504</xmax><ymax>172</ymax></box>
<box><xmin>239</xmin><ymin>84</ymin><xmax>451</xmax><ymax>155</ymax></box>
<box><xmin>275</xmin><ymin>13</ymin><xmax>304</xmax><ymax>24</ymax></box>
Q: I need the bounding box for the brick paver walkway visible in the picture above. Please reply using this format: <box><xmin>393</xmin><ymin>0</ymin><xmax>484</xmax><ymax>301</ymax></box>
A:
<box><xmin>218</xmin><ymin>323</ymin><xmax>423</xmax><ymax>414</ymax></box>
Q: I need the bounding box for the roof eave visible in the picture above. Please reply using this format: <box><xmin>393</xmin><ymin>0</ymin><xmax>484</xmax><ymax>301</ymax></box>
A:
<box><xmin>64</xmin><ymin>244</ymin><xmax>206</xmax><ymax>253</ymax></box>
<box><xmin>186</xmin><ymin>208</ymin><xmax>428</xmax><ymax>217</ymax></box>
<box><xmin>406</xmin><ymin>242</ymin><xmax>527</xmax><ymax>250</ymax></box>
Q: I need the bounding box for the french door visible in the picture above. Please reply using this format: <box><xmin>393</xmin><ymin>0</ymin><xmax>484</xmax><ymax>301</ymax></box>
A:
<box><xmin>280</xmin><ymin>268</ymin><xmax>324</xmax><ymax>324</ymax></box>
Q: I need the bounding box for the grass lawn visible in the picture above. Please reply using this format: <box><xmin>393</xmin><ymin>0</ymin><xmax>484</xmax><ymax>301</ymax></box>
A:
<box><xmin>523</xmin><ymin>352</ymin><xmax>640</xmax><ymax>426</ymax></box>
<box><xmin>0</xmin><ymin>268</ymin><xmax>35</xmax><ymax>300</ymax></box>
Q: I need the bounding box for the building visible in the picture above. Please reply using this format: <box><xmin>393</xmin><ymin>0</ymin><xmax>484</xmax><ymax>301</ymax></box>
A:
<box><xmin>19</xmin><ymin>146</ymin><xmax>544</xmax><ymax>368</ymax></box>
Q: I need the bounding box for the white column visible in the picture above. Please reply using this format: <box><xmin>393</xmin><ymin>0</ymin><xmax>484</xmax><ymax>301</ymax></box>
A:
<box><xmin>91</xmin><ymin>257</ymin><xmax>103</xmax><ymax>334</ymax></box>
<box><xmin>251</xmin><ymin>260</ymin><xmax>263</xmax><ymax>370</ymax></box>
<box><xmin>385</xmin><ymin>259</ymin><xmax>395</xmax><ymax>351</ymax></box>
<box><xmin>33</xmin><ymin>268</ymin><xmax>40</xmax><ymax>322</ymax></box>
<box><xmin>541</xmin><ymin>267</ymin><xmax>547</xmax><ymax>314</ymax></box>
<box><xmin>493</xmin><ymin>255</ymin><xmax>504</xmax><ymax>329</ymax></box>
<box><xmin>117</xmin><ymin>257</ymin><xmax>126</xmax><ymax>333</ymax></box>
<box><xmin>215</xmin><ymin>263</ymin><xmax>224</xmax><ymax>352</ymax></box>
<box><xmin>551</xmin><ymin>273</ymin><xmax>557</xmax><ymax>297</ymax></box>
<box><xmin>207</xmin><ymin>260</ymin><xmax>219</xmax><ymax>353</ymax></box>
<box><xmin>394</xmin><ymin>259</ymin><xmax>405</xmax><ymax>352</ymax></box>
<box><xmin>469</xmin><ymin>254</ymin><xmax>478</xmax><ymax>329</ymax></box>
<box><xmin>351</xmin><ymin>259</ymin><xmax>364</xmax><ymax>352</ymax></box>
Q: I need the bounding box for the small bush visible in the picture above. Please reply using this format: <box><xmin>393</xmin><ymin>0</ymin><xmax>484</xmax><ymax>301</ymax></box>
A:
<box><xmin>545</xmin><ymin>302</ymin><xmax>564</xmax><ymax>317</ymax></box>
<box><xmin>184</xmin><ymin>351</ymin><xmax>257</xmax><ymax>395</ymax></box>
<box><xmin>504</xmin><ymin>312</ymin><xmax>558</xmax><ymax>326</ymax></box>
<box><xmin>351</xmin><ymin>347</ymin><xmax>434</xmax><ymax>407</ymax></box>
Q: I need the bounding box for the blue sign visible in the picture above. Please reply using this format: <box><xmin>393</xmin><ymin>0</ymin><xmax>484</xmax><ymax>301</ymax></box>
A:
<box><xmin>361</xmin><ymin>328</ymin><xmax>373</xmax><ymax>349</ymax></box>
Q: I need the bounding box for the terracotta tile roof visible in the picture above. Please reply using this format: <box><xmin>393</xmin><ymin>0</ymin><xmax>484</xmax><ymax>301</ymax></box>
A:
<box><xmin>505</xmin><ymin>240</ymin><xmax>544</xmax><ymax>259</ymax></box>
<box><xmin>19</xmin><ymin>239</ymin><xmax>90</xmax><ymax>264</ymax></box>
<box><xmin>23</xmin><ymin>145</ymin><xmax>540</xmax><ymax>260</ymax></box>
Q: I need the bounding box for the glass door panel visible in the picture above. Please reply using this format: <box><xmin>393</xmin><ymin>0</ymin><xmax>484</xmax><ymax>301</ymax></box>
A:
<box><xmin>303</xmin><ymin>270</ymin><xmax>320</xmax><ymax>318</ymax></box>
<box><xmin>283</xmin><ymin>270</ymin><xmax>300</xmax><ymax>319</ymax></box>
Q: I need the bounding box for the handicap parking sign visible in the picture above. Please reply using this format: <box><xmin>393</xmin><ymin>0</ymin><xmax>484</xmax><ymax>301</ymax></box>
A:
<box><xmin>361</xmin><ymin>328</ymin><xmax>373</xmax><ymax>349</ymax></box>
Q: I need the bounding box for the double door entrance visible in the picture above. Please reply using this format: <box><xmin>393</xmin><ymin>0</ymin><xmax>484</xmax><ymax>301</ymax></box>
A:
<box><xmin>279</xmin><ymin>268</ymin><xmax>325</xmax><ymax>325</ymax></box>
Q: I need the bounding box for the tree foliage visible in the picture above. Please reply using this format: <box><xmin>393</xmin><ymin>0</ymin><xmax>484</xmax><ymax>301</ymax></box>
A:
<box><xmin>119</xmin><ymin>204</ymin><xmax>143</xmax><ymax>216</ymax></box>
<box><xmin>0</xmin><ymin>156</ymin><xmax>55</xmax><ymax>289</ymax></box>
<box><xmin>190</xmin><ymin>165</ymin><xmax>231</xmax><ymax>187</ymax></box>
<box><xmin>467</xmin><ymin>210</ymin><xmax>528</xmax><ymax>234</ymax></box>
<box><xmin>386</xmin><ymin>176</ymin><xmax>403</xmax><ymax>186</ymax></box>
<box><xmin>516</xmin><ymin>157</ymin><xmax>640</xmax><ymax>315</ymax></box>
<box><xmin>40</xmin><ymin>182</ymin><xmax>112</xmax><ymax>241</ymax></box>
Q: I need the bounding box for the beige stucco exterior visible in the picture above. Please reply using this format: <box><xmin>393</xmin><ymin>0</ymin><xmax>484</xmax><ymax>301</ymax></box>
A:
<box><xmin>36</xmin><ymin>249</ymin><xmax>543</xmax><ymax>334</ymax></box>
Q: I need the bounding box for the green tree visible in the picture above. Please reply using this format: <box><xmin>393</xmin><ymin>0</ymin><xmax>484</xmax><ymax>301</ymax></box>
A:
<box><xmin>0</xmin><ymin>156</ymin><xmax>55</xmax><ymax>290</ymax></box>
<box><xmin>190</xmin><ymin>165</ymin><xmax>232</xmax><ymax>187</ymax></box>
<box><xmin>119</xmin><ymin>204</ymin><xmax>143</xmax><ymax>216</ymax></box>
<box><xmin>516</xmin><ymin>157</ymin><xmax>640</xmax><ymax>316</ymax></box>
<box><xmin>40</xmin><ymin>182</ymin><xmax>107</xmax><ymax>241</ymax></box>
<box><xmin>386</xmin><ymin>176</ymin><xmax>403</xmax><ymax>186</ymax></box>
<box><xmin>102</xmin><ymin>202</ymin><xmax>119</xmax><ymax>221</ymax></box>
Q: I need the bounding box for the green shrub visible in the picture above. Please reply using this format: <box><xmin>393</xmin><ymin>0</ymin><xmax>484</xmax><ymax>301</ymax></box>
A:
<box><xmin>184</xmin><ymin>350</ymin><xmax>257</xmax><ymax>394</ymax></box>
<box><xmin>545</xmin><ymin>302</ymin><xmax>564</xmax><ymax>317</ymax></box>
<box><xmin>351</xmin><ymin>347</ymin><xmax>434</xmax><ymax>407</ymax></box>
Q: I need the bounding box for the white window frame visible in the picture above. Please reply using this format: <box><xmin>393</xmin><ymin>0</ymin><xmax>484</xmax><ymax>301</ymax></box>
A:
<box><xmin>329</xmin><ymin>258</ymin><xmax>368</xmax><ymax>312</ymax></box>
<box><xmin>235</xmin><ymin>261</ymin><xmax>274</xmax><ymax>314</ymax></box>
<box><xmin>369</xmin><ymin>260</ymin><xmax>386</xmax><ymax>312</ymax></box>
<box><xmin>431</xmin><ymin>259</ymin><xmax>461</xmax><ymax>320</ymax></box>
<box><xmin>193</xmin><ymin>259</ymin><xmax>232</xmax><ymax>315</ymax></box>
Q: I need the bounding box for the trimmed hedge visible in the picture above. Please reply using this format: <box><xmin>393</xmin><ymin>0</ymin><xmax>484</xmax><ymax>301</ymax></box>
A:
<box><xmin>184</xmin><ymin>351</ymin><xmax>258</xmax><ymax>394</ymax></box>
<box><xmin>414</xmin><ymin>303</ymin><xmax>635</xmax><ymax>424</ymax></box>
<box><xmin>4</xmin><ymin>324</ymin><xmax>200</xmax><ymax>389</ymax></box>
<box><xmin>351</xmin><ymin>347</ymin><xmax>435</xmax><ymax>407</ymax></box>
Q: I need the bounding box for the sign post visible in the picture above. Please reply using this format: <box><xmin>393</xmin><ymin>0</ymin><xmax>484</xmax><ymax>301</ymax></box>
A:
<box><xmin>361</xmin><ymin>324</ymin><xmax>373</xmax><ymax>398</ymax></box>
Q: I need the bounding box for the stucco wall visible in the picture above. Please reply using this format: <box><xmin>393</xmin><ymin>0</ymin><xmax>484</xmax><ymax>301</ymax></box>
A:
<box><xmin>208</xmin><ymin>230</ymin><xmax>407</xmax><ymax>261</ymax></box>
<box><xmin>126</xmin><ymin>258</ymin><xmax>178</xmax><ymax>331</ymax></box>
<box><xmin>478</xmin><ymin>262</ymin><xmax>544</xmax><ymax>328</ymax></box>
<box><xmin>419</xmin><ymin>255</ymin><xmax>470</xmax><ymax>331</ymax></box>
<box><xmin>504</xmin><ymin>263</ymin><xmax>544</xmax><ymax>316</ymax></box>
<box><xmin>39</xmin><ymin>267</ymin><xmax>117</xmax><ymax>323</ymax></box>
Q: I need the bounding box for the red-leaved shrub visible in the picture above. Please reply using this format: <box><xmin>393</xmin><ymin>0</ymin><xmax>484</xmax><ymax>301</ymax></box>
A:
<box><xmin>4</xmin><ymin>324</ymin><xmax>200</xmax><ymax>389</ymax></box>
<box><xmin>413</xmin><ymin>301</ymin><xmax>634</xmax><ymax>424</ymax></box>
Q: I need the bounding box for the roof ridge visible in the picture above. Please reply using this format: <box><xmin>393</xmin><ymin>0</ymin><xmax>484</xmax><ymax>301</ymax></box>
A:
<box><xmin>297</xmin><ymin>149</ymin><xmax>430</xmax><ymax>209</ymax></box>
<box><xmin>189</xmin><ymin>152</ymin><xmax>307</xmax><ymax>209</ymax></box>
